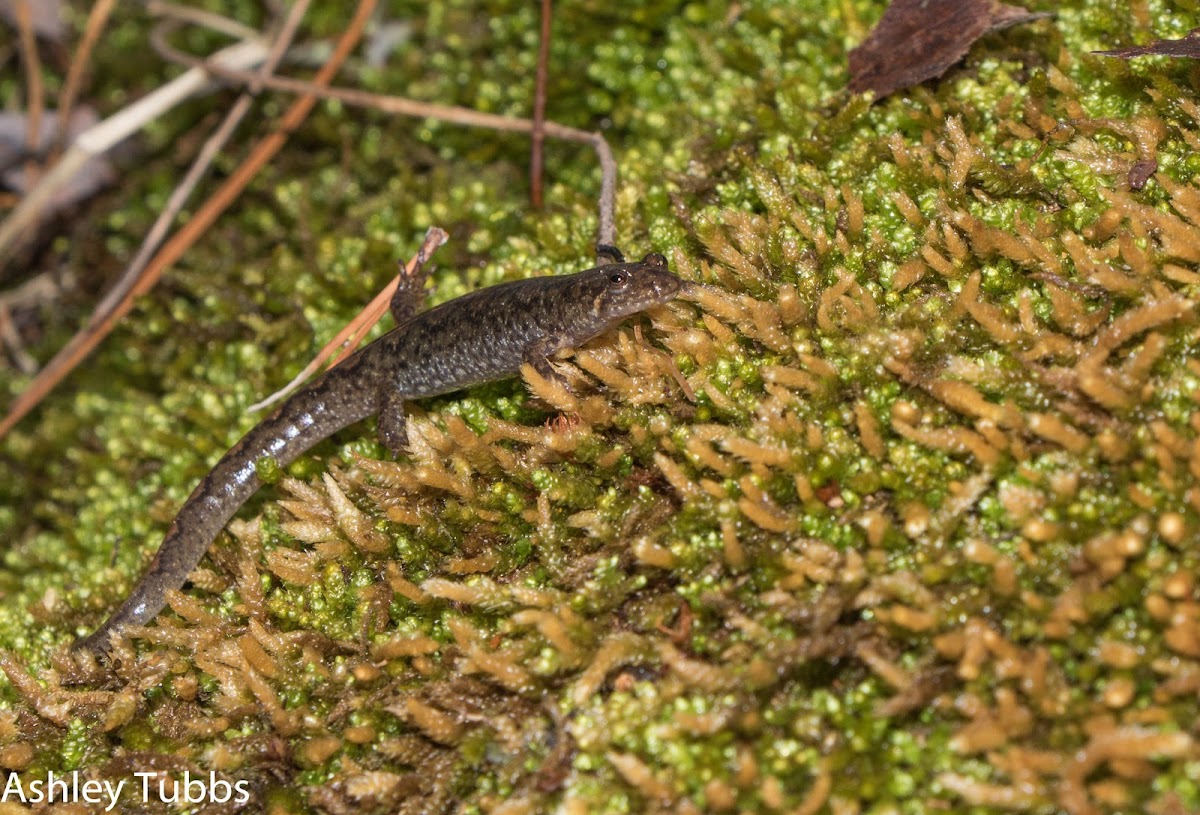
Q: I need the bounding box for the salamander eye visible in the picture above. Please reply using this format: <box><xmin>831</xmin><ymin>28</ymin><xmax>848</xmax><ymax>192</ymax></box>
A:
<box><xmin>609</xmin><ymin>271</ymin><xmax>629</xmax><ymax>285</ymax></box>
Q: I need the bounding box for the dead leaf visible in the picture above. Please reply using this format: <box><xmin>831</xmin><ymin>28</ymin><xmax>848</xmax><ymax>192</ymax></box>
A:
<box><xmin>848</xmin><ymin>0</ymin><xmax>1050</xmax><ymax>99</ymax></box>
<box><xmin>0</xmin><ymin>0</ymin><xmax>64</xmax><ymax>42</ymax></box>
<box><xmin>1094</xmin><ymin>28</ymin><xmax>1200</xmax><ymax>60</ymax></box>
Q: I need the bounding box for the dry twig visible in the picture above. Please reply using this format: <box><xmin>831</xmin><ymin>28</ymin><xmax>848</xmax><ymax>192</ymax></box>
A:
<box><xmin>530</xmin><ymin>0</ymin><xmax>552</xmax><ymax>209</ymax></box>
<box><xmin>0</xmin><ymin>0</ymin><xmax>626</xmax><ymax>439</ymax></box>
<box><xmin>0</xmin><ymin>37</ymin><xmax>271</xmax><ymax>264</ymax></box>
<box><xmin>13</xmin><ymin>0</ymin><xmax>44</xmax><ymax>184</ymax></box>
<box><xmin>111</xmin><ymin>0</ymin><xmax>310</xmax><ymax>318</ymax></box>
<box><xmin>0</xmin><ymin>0</ymin><xmax>377</xmax><ymax>438</ymax></box>
<box><xmin>52</xmin><ymin>0</ymin><xmax>116</xmax><ymax>156</ymax></box>
<box><xmin>150</xmin><ymin>53</ymin><xmax>620</xmax><ymax>249</ymax></box>
<box><xmin>145</xmin><ymin>0</ymin><xmax>262</xmax><ymax>42</ymax></box>
<box><xmin>248</xmin><ymin>227</ymin><xmax>449</xmax><ymax>413</ymax></box>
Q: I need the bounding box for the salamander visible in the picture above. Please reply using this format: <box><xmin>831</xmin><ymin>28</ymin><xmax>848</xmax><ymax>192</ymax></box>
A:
<box><xmin>75</xmin><ymin>249</ymin><xmax>681</xmax><ymax>653</ymax></box>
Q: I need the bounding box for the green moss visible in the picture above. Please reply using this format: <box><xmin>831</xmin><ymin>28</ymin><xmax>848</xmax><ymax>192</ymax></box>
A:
<box><xmin>3</xmin><ymin>0</ymin><xmax>1200</xmax><ymax>812</ymax></box>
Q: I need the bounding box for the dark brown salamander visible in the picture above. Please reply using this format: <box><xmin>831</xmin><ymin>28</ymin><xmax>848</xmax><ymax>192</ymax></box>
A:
<box><xmin>75</xmin><ymin>251</ymin><xmax>681</xmax><ymax>653</ymax></box>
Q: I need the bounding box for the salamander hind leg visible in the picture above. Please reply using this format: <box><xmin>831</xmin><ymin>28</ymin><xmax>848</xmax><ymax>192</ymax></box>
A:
<box><xmin>378</xmin><ymin>389</ymin><xmax>410</xmax><ymax>456</ymax></box>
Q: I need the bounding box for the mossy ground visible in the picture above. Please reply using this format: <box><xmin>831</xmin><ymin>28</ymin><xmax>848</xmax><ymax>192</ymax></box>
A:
<box><xmin>2</xmin><ymin>0</ymin><xmax>1200</xmax><ymax>812</ymax></box>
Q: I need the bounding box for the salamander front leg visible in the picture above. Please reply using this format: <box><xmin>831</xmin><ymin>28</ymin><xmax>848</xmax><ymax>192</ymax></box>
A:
<box><xmin>390</xmin><ymin>241</ymin><xmax>440</xmax><ymax>324</ymax></box>
<box><xmin>378</xmin><ymin>389</ymin><xmax>410</xmax><ymax>456</ymax></box>
<box><xmin>523</xmin><ymin>335</ymin><xmax>573</xmax><ymax>392</ymax></box>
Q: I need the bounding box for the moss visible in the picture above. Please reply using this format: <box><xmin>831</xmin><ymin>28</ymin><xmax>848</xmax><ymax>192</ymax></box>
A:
<box><xmin>3</xmin><ymin>0</ymin><xmax>1200</xmax><ymax>812</ymax></box>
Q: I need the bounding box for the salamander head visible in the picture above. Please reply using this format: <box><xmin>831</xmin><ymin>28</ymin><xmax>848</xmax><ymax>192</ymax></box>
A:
<box><xmin>587</xmin><ymin>252</ymin><xmax>682</xmax><ymax>324</ymax></box>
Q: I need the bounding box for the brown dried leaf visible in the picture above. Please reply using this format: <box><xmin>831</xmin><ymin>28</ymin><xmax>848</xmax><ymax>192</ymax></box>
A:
<box><xmin>848</xmin><ymin>0</ymin><xmax>1050</xmax><ymax>99</ymax></box>
<box><xmin>1094</xmin><ymin>28</ymin><xmax>1200</xmax><ymax>60</ymax></box>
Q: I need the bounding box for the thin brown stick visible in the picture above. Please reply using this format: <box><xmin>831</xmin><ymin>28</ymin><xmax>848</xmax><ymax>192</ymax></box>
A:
<box><xmin>248</xmin><ymin>227</ymin><xmax>449</xmax><ymax>413</ymax></box>
<box><xmin>0</xmin><ymin>0</ymin><xmax>377</xmax><ymax>440</ymax></box>
<box><xmin>53</xmin><ymin>0</ymin><xmax>117</xmax><ymax>154</ymax></box>
<box><xmin>593</xmin><ymin>133</ymin><xmax>616</xmax><ymax>251</ymax></box>
<box><xmin>0</xmin><ymin>38</ymin><xmax>272</xmax><ymax>264</ymax></box>
<box><xmin>530</xmin><ymin>0</ymin><xmax>552</xmax><ymax>209</ymax></box>
<box><xmin>145</xmin><ymin>0</ymin><xmax>263</xmax><ymax>43</ymax></box>
<box><xmin>14</xmin><ymin>0</ymin><xmax>44</xmax><ymax>184</ymax></box>
<box><xmin>112</xmin><ymin>0</ymin><xmax>309</xmax><ymax>314</ymax></box>
<box><xmin>257</xmin><ymin>2</ymin><xmax>311</xmax><ymax>90</ymax></box>
<box><xmin>148</xmin><ymin>49</ymin><xmax>619</xmax><ymax>249</ymax></box>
